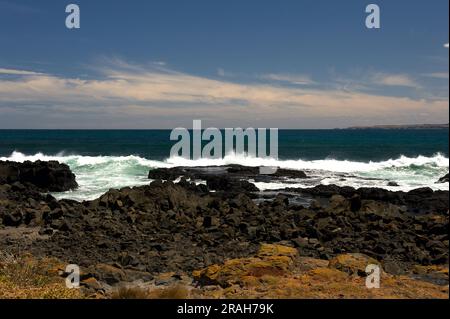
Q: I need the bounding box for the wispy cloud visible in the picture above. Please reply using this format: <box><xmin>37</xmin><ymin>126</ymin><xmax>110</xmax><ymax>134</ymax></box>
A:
<box><xmin>0</xmin><ymin>68</ymin><xmax>43</xmax><ymax>76</ymax></box>
<box><xmin>370</xmin><ymin>73</ymin><xmax>420</xmax><ymax>88</ymax></box>
<box><xmin>423</xmin><ymin>72</ymin><xmax>449</xmax><ymax>80</ymax></box>
<box><xmin>261</xmin><ymin>73</ymin><xmax>316</xmax><ymax>86</ymax></box>
<box><xmin>0</xmin><ymin>1</ymin><xmax>42</xmax><ymax>14</ymax></box>
<box><xmin>217</xmin><ymin>68</ymin><xmax>226</xmax><ymax>77</ymax></box>
<box><xmin>0</xmin><ymin>60</ymin><xmax>447</xmax><ymax>128</ymax></box>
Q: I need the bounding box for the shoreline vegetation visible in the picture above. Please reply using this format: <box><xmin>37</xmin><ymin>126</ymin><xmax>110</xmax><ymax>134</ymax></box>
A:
<box><xmin>0</xmin><ymin>160</ymin><xmax>448</xmax><ymax>299</ymax></box>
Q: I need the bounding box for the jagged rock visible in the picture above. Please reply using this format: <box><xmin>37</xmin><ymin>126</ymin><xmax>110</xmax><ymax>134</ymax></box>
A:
<box><xmin>91</xmin><ymin>264</ymin><xmax>126</xmax><ymax>285</ymax></box>
<box><xmin>288</xmin><ymin>184</ymin><xmax>448</xmax><ymax>214</ymax></box>
<box><xmin>193</xmin><ymin>244</ymin><xmax>298</xmax><ymax>287</ymax></box>
<box><xmin>388</xmin><ymin>181</ymin><xmax>399</xmax><ymax>187</ymax></box>
<box><xmin>328</xmin><ymin>253</ymin><xmax>381</xmax><ymax>276</ymax></box>
<box><xmin>257</xmin><ymin>244</ymin><xmax>298</xmax><ymax>258</ymax></box>
<box><xmin>81</xmin><ymin>277</ymin><xmax>103</xmax><ymax>291</ymax></box>
<box><xmin>205</xmin><ymin>176</ymin><xmax>258</xmax><ymax>193</ymax></box>
<box><xmin>0</xmin><ymin>160</ymin><xmax>77</xmax><ymax>192</ymax></box>
<box><xmin>327</xmin><ymin>195</ymin><xmax>350</xmax><ymax>214</ymax></box>
<box><xmin>437</xmin><ymin>174</ymin><xmax>449</xmax><ymax>183</ymax></box>
<box><xmin>2</xmin><ymin>211</ymin><xmax>23</xmax><ymax>227</ymax></box>
<box><xmin>148</xmin><ymin>165</ymin><xmax>307</xmax><ymax>191</ymax></box>
<box><xmin>0</xmin><ymin>162</ymin><xmax>448</xmax><ymax>289</ymax></box>
<box><xmin>349</xmin><ymin>194</ymin><xmax>362</xmax><ymax>212</ymax></box>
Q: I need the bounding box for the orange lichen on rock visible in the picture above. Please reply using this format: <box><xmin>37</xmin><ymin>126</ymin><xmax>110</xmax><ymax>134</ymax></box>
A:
<box><xmin>192</xmin><ymin>245</ymin><xmax>449</xmax><ymax>299</ymax></box>
<box><xmin>328</xmin><ymin>253</ymin><xmax>381</xmax><ymax>276</ymax></box>
<box><xmin>193</xmin><ymin>244</ymin><xmax>298</xmax><ymax>287</ymax></box>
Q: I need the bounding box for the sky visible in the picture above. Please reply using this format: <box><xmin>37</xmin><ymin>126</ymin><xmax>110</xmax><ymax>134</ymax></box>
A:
<box><xmin>0</xmin><ymin>0</ymin><xmax>448</xmax><ymax>129</ymax></box>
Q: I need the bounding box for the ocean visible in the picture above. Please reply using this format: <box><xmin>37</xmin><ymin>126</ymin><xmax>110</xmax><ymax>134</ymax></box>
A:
<box><xmin>0</xmin><ymin>129</ymin><xmax>448</xmax><ymax>201</ymax></box>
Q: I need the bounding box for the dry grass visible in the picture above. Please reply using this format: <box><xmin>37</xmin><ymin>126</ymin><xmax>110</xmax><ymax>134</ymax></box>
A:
<box><xmin>111</xmin><ymin>286</ymin><xmax>149</xmax><ymax>299</ymax></box>
<box><xmin>0</xmin><ymin>251</ymin><xmax>83</xmax><ymax>299</ymax></box>
<box><xmin>111</xmin><ymin>284</ymin><xmax>190</xmax><ymax>299</ymax></box>
<box><xmin>148</xmin><ymin>285</ymin><xmax>190</xmax><ymax>299</ymax></box>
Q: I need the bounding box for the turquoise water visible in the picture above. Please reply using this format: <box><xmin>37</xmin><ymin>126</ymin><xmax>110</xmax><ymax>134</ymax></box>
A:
<box><xmin>0</xmin><ymin>129</ymin><xmax>448</xmax><ymax>200</ymax></box>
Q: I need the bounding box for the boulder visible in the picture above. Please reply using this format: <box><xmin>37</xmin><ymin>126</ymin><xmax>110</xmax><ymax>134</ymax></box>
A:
<box><xmin>205</xmin><ymin>176</ymin><xmax>258</xmax><ymax>193</ymax></box>
<box><xmin>148</xmin><ymin>165</ymin><xmax>307</xmax><ymax>191</ymax></box>
<box><xmin>193</xmin><ymin>244</ymin><xmax>298</xmax><ymax>287</ymax></box>
<box><xmin>257</xmin><ymin>244</ymin><xmax>298</xmax><ymax>258</ymax></box>
<box><xmin>327</xmin><ymin>195</ymin><xmax>350</xmax><ymax>214</ymax></box>
<box><xmin>328</xmin><ymin>253</ymin><xmax>381</xmax><ymax>276</ymax></box>
<box><xmin>0</xmin><ymin>160</ymin><xmax>77</xmax><ymax>192</ymax></box>
<box><xmin>91</xmin><ymin>264</ymin><xmax>126</xmax><ymax>285</ymax></box>
<box><xmin>388</xmin><ymin>181</ymin><xmax>399</xmax><ymax>187</ymax></box>
<box><xmin>437</xmin><ymin>174</ymin><xmax>449</xmax><ymax>183</ymax></box>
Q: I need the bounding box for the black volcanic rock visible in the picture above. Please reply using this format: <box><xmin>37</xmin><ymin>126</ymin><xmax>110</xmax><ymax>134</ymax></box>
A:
<box><xmin>205</xmin><ymin>176</ymin><xmax>259</xmax><ymax>193</ymax></box>
<box><xmin>437</xmin><ymin>174</ymin><xmax>449</xmax><ymax>183</ymax></box>
<box><xmin>388</xmin><ymin>181</ymin><xmax>399</xmax><ymax>187</ymax></box>
<box><xmin>0</xmin><ymin>160</ymin><xmax>77</xmax><ymax>192</ymax></box>
<box><xmin>0</xmin><ymin>163</ymin><xmax>449</xmax><ymax>287</ymax></box>
<box><xmin>286</xmin><ymin>184</ymin><xmax>449</xmax><ymax>214</ymax></box>
<box><xmin>1</xmin><ymin>177</ymin><xmax>448</xmax><ymax>276</ymax></box>
<box><xmin>148</xmin><ymin>165</ymin><xmax>308</xmax><ymax>181</ymax></box>
<box><xmin>271</xmin><ymin>168</ymin><xmax>307</xmax><ymax>179</ymax></box>
<box><xmin>148</xmin><ymin>165</ymin><xmax>308</xmax><ymax>194</ymax></box>
<box><xmin>148</xmin><ymin>167</ymin><xmax>189</xmax><ymax>181</ymax></box>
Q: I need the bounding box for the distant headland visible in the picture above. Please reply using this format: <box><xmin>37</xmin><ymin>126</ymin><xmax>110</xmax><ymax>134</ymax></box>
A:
<box><xmin>346</xmin><ymin>123</ymin><xmax>449</xmax><ymax>130</ymax></box>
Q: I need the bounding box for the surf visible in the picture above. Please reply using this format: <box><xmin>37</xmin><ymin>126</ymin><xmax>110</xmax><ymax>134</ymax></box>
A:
<box><xmin>1</xmin><ymin>151</ymin><xmax>448</xmax><ymax>201</ymax></box>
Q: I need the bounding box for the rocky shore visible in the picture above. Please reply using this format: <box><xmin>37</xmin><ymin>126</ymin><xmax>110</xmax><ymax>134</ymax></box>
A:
<box><xmin>0</xmin><ymin>161</ymin><xmax>448</xmax><ymax>298</ymax></box>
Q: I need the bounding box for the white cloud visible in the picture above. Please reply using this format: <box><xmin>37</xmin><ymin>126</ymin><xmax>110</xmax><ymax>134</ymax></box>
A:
<box><xmin>217</xmin><ymin>68</ymin><xmax>226</xmax><ymax>77</ymax></box>
<box><xmin>423</xmin><ymin>72</ymin><xmax>449</xmax><ymax>79</ymax></box>
<box><xmin>216</xmin><ymin>68</ymin><xmax>236</xmax><ymax>78</ymax></box>
<box><xmin>0</xmin><ymin>68</ymin><xmax>43</xmax><ymax>76</ymax></box>
<box><xmin>370</xmin><ymin>73</ymin><xmax>420</xmax><ymax>88</ymax></box>
<box><xmin>261</xmin><ymin>73</ymin><xmax>316</xmax><ymax>85</ymax></box>
<box><xmin>0</xmin><ymin>60</ymin><xmax>447</xmax><ymax>128</ymax></box>
<box><xmin>444</xmin><ymin>43</ymin><xmax>449</xmax><ymax>48</ymax></box>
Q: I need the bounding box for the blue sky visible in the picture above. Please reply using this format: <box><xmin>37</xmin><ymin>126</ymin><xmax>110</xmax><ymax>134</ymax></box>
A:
<box><xmin>0</xmin><ymin>0</ymin><xmax>448</xmax><ymax>128</ymax></box>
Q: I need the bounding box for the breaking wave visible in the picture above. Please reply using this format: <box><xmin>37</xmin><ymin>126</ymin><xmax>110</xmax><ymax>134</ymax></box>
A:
<box><xmin>1</xmin><ymin>151</ymin><xmax>448</xmax><ymax>201</ymax></box>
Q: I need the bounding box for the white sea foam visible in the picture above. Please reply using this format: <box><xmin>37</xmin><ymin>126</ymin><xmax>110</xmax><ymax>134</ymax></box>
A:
<box><xmin>1</xmin><ymin>151</ymin><xmax>448</xmax><ymax>201</ymax></box>
<box><xmin>166</xmin><ymin>153</ymin><xmax>449</xmax><ymax>173</ymax></box>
